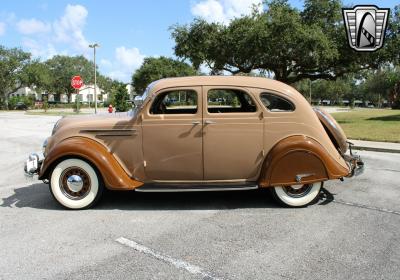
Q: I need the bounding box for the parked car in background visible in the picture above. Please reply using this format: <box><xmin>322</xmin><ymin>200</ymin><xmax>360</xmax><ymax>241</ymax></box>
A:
<box><xmin>14</xmin><ymin>102</ymin><xmax>28</xmax><ymax>110</ymax></box>
<box><xmin>24</xmin><ymin>76</ymin><xmax>364</xmax><ymax>209</ymax></box>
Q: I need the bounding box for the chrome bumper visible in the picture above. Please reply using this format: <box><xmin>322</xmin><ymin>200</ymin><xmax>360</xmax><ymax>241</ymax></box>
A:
<box><xmin>344</xmin><ymin>141</ymin><xmax>364</xmax><ymax>177</ymax></box>
<box><xmin>24</xmin><ymin>152</ymin><xmax>45</xmax><ymax>177</ymax></box>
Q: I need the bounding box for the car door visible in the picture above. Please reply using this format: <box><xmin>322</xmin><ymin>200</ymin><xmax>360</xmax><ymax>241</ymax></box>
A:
<box><xmin>202</xmin><ymin>86</ymin><xmax>264</xmax><ymax>181</ymax></box>
<box><xmin>142</xmin><ymin>86</ymin><xmax>203</xmax><ymax>181</ymax></box>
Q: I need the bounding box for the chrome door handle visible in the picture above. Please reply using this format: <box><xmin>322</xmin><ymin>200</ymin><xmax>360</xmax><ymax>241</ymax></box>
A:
<box><xmin>204</xmin><ymin>120</ymin><xmax>216</xmax><ymax>124</ymax></box>
<box><xmin>192</xmin><ymin>121</ymin><xmax>201</xmax><ymax>125</ymax></box>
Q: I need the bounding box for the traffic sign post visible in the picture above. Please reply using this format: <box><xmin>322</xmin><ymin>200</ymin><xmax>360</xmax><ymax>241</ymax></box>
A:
<box><xmin>75</xmin><ymin>88</ymin><xmax>80</xmax><ymax>113</ymax></box>
<box><xmin>71</xmin><ymin>76</ymin><xmax>83</xmax><ymax>113</ymax></box>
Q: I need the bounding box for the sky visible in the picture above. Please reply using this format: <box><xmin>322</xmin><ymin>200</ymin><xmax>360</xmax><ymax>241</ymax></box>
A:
<box><xmin>0</xmin><ymin>0</ymin><xmax>398</xmax><ymax>82</ymax></box>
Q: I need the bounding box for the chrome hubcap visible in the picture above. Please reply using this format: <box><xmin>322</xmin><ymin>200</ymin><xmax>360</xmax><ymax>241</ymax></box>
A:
<box><xmin>60</xmin><ymin>167</ymin><xmax>91</xmax><ymax>200</ymax></box>
<box><xmin>66</xmin><ymin>175</ymin><xmax>84</xmax><ymax>192</ymax></box>
<box><xmin>290</xmin><ymin>184</ymin><xmax>303</xmax><ymax>190</ymax></box>
<box><xmin>283</xmin><ymin>184</ymin><xmax>313</xmax><ymax>198</ymax></box>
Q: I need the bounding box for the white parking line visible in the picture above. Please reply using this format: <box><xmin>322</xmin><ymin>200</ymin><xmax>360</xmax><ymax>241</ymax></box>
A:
<box><xmin>333</xmin><ymin>199</ymin><xmax>400</xmax><ymax>216</ymax></box>
<box><xmin>116</xmin><ymin>237</ymin><xmax>224</xmax><ymax>280</ymax></box>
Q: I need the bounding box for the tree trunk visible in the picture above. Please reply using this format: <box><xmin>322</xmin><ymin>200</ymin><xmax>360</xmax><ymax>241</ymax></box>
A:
<box><xmin>3</xmin><ymin>94</ymin><xmax>9</xmax><ymax>110</ymax></box>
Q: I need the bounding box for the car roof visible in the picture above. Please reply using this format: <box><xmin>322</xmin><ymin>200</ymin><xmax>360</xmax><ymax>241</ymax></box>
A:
<box><xmin>149</xmin><ymin>76</ymin><xmax>301</xmax><ymax>100</ymax></box>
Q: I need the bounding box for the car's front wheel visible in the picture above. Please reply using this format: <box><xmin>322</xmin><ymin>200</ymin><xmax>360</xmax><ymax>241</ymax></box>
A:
<box><xmin>271</xmin><ymin>182</ymin><xmax>322</xmax><ymax>207</ymax></box>
<box><xmin>50</xmin><ymin>158</ymin><xmax>103</xmax><ymax>209</ymax></box>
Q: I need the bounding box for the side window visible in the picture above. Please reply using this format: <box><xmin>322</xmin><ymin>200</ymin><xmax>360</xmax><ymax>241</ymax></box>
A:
<box><xmin>150</xmin><ymin>90</ymin><xmax>198</xmax><ymax>114</ymax></box>
<box><xmin>260</xmin><ymin>93</ymin><xmax>295</xmax><ymax>112</ymax></box>
<box><xmin>207</xmin><ymin>89</ymin><xmax>257</xmax><ymax>113</ymax></box>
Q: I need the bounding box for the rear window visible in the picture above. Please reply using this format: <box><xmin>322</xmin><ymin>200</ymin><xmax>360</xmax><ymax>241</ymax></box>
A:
<box><xmin>260</xmin><ymin>93</ymin><xmax>295</xmax><ymax>112</ymax></box>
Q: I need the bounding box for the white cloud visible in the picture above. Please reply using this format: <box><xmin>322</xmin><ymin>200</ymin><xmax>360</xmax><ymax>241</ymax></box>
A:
<box><xmin>53</xmin><ymin>4</ymin><xmax>89</xmax><ymax>53</ymax></box>
<box><xmin>16</xmin><ymin>4</ymin><xmax>90</xmax><ymax>57</ymax></box>
<box><xmin>11</xmin><ymin>4</ymin><xmax>145</xmax><ymax>83</ymax></box>
<box><xmin>191</xmin><ymin>0</ymin><xmax>263</xmax><ymax>23</ymax></box>
<box><xmin>16</xmin><ymin>18</ymin><xmax>51</xmax><ymax>34</ymax></box>
<box><xmin>115</xmin><ymin>47</ymin><xmax>145</xmax><ymax>69</ymax></box>
<box><xmin>108</xmin><ymin>70</ymin><xmax>129</xmax><ymax>81</ymax></box>
<box><xmin>192</xmin><ymin>0</ymin><xmax>226</xmax><ymax>23</ymax></box>
<box><xmin>0</xmin><ymin>22</ymin><xmax>5</xmax><ymax>36</ymax></box>
<box><xmin>22</xmin><ymin>38</ymin><xmax>57</xmax><ymax>59</ymax></box>
<box><xmin>106</xmin><ymin>46</ymin><xmax>146</xmax><ymax>82</ymax></box>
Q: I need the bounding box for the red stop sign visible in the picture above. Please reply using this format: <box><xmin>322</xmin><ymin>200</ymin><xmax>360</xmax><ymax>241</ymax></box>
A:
<box><xmin>71</xmin><ymin>76</ymin><xmax>84</xmax><ymax>89</ymax></box>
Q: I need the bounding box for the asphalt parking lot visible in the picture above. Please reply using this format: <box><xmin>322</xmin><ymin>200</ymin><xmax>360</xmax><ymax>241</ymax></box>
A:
<box><xmin>0</xmin><ymin>111</ymin><xmax>399</xmax><ymax>280</ymax></box>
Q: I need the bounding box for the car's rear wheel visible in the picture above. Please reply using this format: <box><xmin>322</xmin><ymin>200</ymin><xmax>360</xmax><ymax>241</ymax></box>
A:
<box><xmin>50</xmin><ymin>158</ymin><xmax>103</xmax><ymax>209</ymax></box>
<box><xmin>271</xmin><ymin>182</ymin><xmax>322</xmax><ymax>207</ymax></box>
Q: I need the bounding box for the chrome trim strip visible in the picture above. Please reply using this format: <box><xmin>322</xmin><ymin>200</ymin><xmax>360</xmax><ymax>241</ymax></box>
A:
<box><xmin>149</xmin><ymin>179</ymin><xmax>249</xmax><ymax>184</ymax></box>
<box><xmin>95</xmin><ymin>133</ymin><xmax>134</xmax><ymax>136</ymax></box>
<box><xmin>80</xmin><ymin>129</ymin><xmax>137</xmax><ymax>133</ymax></box>
<box><xmin>80</xmin><ymin>129</ymin><xmax>137</xmax><ymax>136</ymax></box>
<box><xmin>135</xmin><ymin>185</ymin><xmax>259</xmax><ymax>192</ymax></box>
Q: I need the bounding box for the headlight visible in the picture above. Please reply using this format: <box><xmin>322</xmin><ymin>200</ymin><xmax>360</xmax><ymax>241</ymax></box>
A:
<box><xmin>52</xmin><ymin>120</ymin><xmax>60</xmax><ymax>135</ymax></box>
<box><xmin>42</xmin><ymin>138</ymin><xmax>48</xmax><ymax>155</ymax></box>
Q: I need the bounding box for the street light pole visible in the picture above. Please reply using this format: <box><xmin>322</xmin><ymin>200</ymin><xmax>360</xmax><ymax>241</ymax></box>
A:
<box><xmin>89</xmin><ymin>43</ymin><xmax>100</xmax><ymax>114</ymax></box>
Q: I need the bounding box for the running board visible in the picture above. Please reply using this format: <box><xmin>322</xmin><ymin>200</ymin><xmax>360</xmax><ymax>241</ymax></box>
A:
<box><xmin>135</xmin><ymin>183</ymin><xmax>259</xmax><ymax>192</ymax></box>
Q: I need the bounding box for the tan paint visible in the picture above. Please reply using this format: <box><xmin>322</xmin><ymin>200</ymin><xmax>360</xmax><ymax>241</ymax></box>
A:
<box><xmin>313</xmin><ymin>107</ymin><xmax>348</xmax><ymax>154</ymax></box>
<box><xmin>258</xmin><ymin>135</ymin><xmax>349</xmax><ymax>187</ymax></box>
<box><xmin>40</xmin><ymin>76</ymin><xmax>352</xmax><ymax>190</ymax></box>
<box><xmin>201</xmin><ymin>86</ymin><xmax>264</xmax><ymax>180</ymax></box>
<box><xmin>141</xmin><ymin>86</ymin><xmax>203</xmax><ymax>180</ymax></box>
<box><xmin>39</xmin><ymin>137</ymin><xmax>143</xmax><ymax>190</ymax></box>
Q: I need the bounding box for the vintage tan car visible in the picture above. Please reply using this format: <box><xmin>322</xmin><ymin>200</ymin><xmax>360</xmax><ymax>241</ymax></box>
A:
<box><xmin>24</xmin><ymin>76</ymin><xmax>363</xmax><ymax>209</ymax></box>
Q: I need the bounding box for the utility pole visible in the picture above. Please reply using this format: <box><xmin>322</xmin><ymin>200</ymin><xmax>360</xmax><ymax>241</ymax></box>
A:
<box><xmin>89</xmin><ymin>43</ymin><xmax>100</xmax><ymax>114</ymax></box>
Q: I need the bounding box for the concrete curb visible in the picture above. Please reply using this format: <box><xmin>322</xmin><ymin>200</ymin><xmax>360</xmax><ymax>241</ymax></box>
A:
<box><xmin>352</xmin><ymin>145</ymin><xmax>400</xmax><ymax>154</ymax></box>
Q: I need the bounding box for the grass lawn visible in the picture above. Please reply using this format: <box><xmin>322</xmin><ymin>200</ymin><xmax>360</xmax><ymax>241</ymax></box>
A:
<box><xmin>331</xmin><ymin>109</ymin><xmax>400</xmax><ymax>143</ymax></box>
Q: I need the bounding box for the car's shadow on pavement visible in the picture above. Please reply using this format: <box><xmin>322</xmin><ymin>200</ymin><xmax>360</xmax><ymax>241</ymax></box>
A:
<box><xmin>0</xmin><ymin>183</ymin><xmax>335</xmax><ymax>211</ymax></box>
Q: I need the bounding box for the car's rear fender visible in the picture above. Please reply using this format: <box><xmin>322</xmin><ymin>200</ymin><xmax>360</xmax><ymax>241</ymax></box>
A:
<box><xmin>258</xmin><ymin>135</ymin><xmax>350</xmax><ymax>187</ymax></box>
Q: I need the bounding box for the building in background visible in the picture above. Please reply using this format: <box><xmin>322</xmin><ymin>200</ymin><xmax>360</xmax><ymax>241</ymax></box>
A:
<box><xmin>10</xmin><ymin>86</ymin><xmax>44</xmax><ymax>101</ymax></box>
<box><xmin>11</xmin><ymin>84</ymin><xmax>109</xmax><ymax>104</ymax></box>
<box><xmin>70</xmin><ymin>84</ymin><xmax>104</xmax><ymax>103</ymax></box>
<box><xmin>126</xmin><ymin>84</ymin><xmax>136</xmax><ymax>100</ymax></box>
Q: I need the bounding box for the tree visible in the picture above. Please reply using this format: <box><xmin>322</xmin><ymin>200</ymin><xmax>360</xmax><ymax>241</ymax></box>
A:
<box><xmin>390</xmin><ymin>82</ymin><xmax>400</xmax><ymax>109</ymax></box>
<box><xmin>171</xmin><ymin>0</ymin><xmax>395</xmax><ymax>83</ymax></box>
<box><xmin>45</xmin><ymin>55</ymin><xmax>95</xmax><ymax>102</ymax></box>
<box><xmin>361</xmin><ymin>67</ymin><xmax>400</xmax><ymax>107</ymax></box>
<box><xmin>97</xmin><ymin>75</ymin><xmax>114</xmax><ymax>95</ymax></box>
<box><xmin>0</xmin><ymin>46</ymin><xmax>31</xmax><ymax>109</ymax></box>
<box><xmin>112</xmin><ymin>83</ymin><xmax>130</xmax><ymax>112</ymax></box>
<box><xmin>386</xmin><ymin>5</ymin><xmax>400</xmax><ymax>66</ymax></box>
<box><xmin>21</xmin><ymin>60</ymin><xmax>52</xmax><ymax>92</ymax></box>
<box><xmin>294</xmin><ymin>76</ymin><xmax>355</xmax><ymax>104</ymax></box>
<box><xmin>132</xmin><ymin>56</ymin><xmax>197</xmax><ymax>94</ymax></box>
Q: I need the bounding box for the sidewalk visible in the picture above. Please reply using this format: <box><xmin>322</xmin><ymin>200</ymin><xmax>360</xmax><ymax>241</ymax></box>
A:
<box><xmin>350</xmin><ymin>139</ymin><xmax>400</xmax><ymax>153</ymax></box>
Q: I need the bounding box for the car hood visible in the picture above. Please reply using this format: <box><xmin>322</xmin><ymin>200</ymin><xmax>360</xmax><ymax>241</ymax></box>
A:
<box><xmin>53</xmin><ymin>112</ymin><xmax>136</xmax><ymax>134</ymax></box>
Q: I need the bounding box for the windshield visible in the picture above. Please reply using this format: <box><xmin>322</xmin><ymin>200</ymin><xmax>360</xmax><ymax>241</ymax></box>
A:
<box><xmin>141</xmin><ymin>80</ymin><xmax>158</xmax><ymax>101</ymax></box>
<box><xmin>130</xmin><ymin>80</ymin><xmax>158</xmax><ymax>117</ymax></box>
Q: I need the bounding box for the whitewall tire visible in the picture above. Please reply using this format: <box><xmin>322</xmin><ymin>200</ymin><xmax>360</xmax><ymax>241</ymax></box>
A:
<box><xmin>271</xmin><ymin>182</ymin><xmax>322</xmax><ymax>207</ymax></box>
<box><xmin>50</xmin><ymin>158</ymin><xmax>103</xmax><ymax>209</ymax></box>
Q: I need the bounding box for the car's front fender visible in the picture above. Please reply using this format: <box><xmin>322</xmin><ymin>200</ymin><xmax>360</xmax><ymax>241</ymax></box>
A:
<box><xmin>39</xmin><ymin>136</ymin><xmax>143</xmax><ymax>190</ymax></box>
